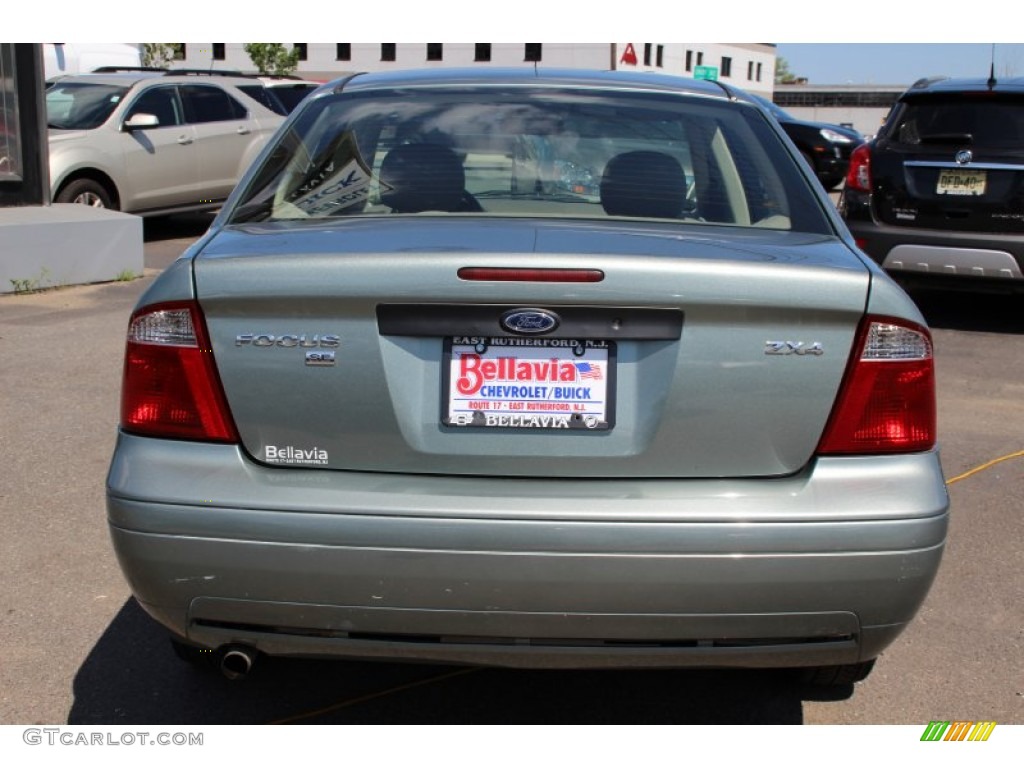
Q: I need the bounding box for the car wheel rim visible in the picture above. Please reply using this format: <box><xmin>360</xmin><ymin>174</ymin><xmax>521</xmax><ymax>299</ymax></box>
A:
<box><xmin>75</xmin><ymin>192</ymin><xmax>105</xmax><ymax>207</ymax></box>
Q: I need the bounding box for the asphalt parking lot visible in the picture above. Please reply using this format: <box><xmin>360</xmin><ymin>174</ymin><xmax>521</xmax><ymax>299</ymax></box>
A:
<box><xmin>1</xmin><ymin>213</ymin><xmax>1021</xmax><ymax>725</ymax></box>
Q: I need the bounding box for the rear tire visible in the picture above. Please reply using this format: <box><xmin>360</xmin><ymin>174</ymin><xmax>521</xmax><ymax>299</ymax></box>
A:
<box><xmin>55</xmin><ymin>178</ymin><xmax>115</xmax><ymax>210</ymax></box>
<box><xmin>799</xmin><ymin>659</ymin><xmax>876</xmax><ymax>686</ymax></box>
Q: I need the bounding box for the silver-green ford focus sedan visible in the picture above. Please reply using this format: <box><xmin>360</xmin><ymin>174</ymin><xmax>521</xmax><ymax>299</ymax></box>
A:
<box><xmin>107</xmin><ymin>69</ymin><xmax>949</xmax><ymax>685</ymax></box>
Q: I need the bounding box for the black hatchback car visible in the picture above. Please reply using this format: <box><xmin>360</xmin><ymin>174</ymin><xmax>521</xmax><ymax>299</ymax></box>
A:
<box><xmin>750</xmin><ymin>93</ymin><xmax>862</xmax><ymax>190</ymax></box>
<box><xmin>840</xmin><ymin>76</ymin><xmax>1024</xmax><ymax>293</ymax></box>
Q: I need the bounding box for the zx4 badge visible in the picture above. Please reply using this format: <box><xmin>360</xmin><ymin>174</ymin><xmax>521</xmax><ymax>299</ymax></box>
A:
<box><xmin>765</xmin><ymin>341</ymin><xmax>824</xmax><ymax>356</ymax></box>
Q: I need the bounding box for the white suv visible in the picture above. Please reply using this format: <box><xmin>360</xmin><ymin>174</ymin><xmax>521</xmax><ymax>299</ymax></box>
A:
<box><xmin>46</xmin><ymin>70</ymin><xmax>285</xmax><ymax>216</ymax></box>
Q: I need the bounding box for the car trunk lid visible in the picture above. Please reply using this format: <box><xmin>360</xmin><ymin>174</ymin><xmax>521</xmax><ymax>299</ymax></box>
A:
<box><xmin>194</xmin><ymin>219</ymin><xmax>869</xmax><ymax>479</ymax></box>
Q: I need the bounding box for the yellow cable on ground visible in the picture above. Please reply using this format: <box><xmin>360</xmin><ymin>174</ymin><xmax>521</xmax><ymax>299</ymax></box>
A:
<box><xmin>946</xmin><ymin>449</ymin><xmax>1024</xmax><ymax>485</ymax></box>
<box><xmin>269</xmin><ymin>666</ymin><xmax>480</xmax><ymax>725</ymax></box>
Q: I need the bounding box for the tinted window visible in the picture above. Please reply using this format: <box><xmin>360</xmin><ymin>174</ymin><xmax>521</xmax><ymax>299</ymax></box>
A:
<box><xmin>749</xmin><ymin>93</ymin><xmax>793</xmax><ymax>122</ymax></box>
<box><xmin>229</xmin><ymin>86</ymin><xmax>830</xmax><ymax>235</ymax></box>
<box><xmin>269</xmin><ymin>84</ymin><xmax>317</xmax><ymax>113</ymax></box>
<box><xmin>181</xmin><ymin>85</ymin><xmax>247</xmax><ymax>124</ymax></box>
<box><xmin>891</xmin><ymin>95</ymin><xmax>1024</xmax><ymax>148</ymax></box>
<box><xmin>126</xmin><ymin>86</ymin><xmax>181</xmax><ymax>127</ymax></box>
<box><xmin>45</xmin><ymin>83</ymin><xmax>129</xmax><ymax>130</ymax></box>
<box><xmin>238</xmin><ymin>84</ymin><xmax>287</xmax><ymax>115</ymax></box>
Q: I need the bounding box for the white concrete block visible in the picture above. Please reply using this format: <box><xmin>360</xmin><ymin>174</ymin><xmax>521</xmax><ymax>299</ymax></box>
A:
<box><xmin>0</xmin><ymin>204</ymin><xmax>143</xmax><ymax>293</ymax></box>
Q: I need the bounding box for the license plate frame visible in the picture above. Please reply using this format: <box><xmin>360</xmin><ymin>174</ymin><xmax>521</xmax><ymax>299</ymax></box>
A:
<box><xmin>936</xmin><ymin>168</ymin><xmax>987</xmax><ymax>196</ymax></box>
<box><xmin>442</xmin><ymin>336</ymin><xmax>616</xmax><ymax>431</ymax></box>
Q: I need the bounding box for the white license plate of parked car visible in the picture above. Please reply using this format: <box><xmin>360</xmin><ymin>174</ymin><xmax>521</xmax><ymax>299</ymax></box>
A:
<box><xmin>443</xmin><ymin>337</ymin><xmax>615</xmax><ymax>430</ymax></box>
<box><xmin>936</xmin><ymin>169</ymin><xmax>986</xmax><ymax>196</ymax></box>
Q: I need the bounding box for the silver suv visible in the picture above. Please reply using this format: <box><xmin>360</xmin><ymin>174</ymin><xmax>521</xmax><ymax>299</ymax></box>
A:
<box><xmin>46</xmin><ymin>70</ymin><xmax>285</xmax><ymax>216</ymax></box>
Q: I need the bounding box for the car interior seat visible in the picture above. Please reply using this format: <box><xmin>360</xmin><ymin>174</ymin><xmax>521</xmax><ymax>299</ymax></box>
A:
<box><xmin>379</xmin><ymin>143</ymin><xmax>478</xmax><ymax>213</ymax></box>
<box><xmin>600</xmin><ymin>150</ymin><xmax>688</xmax><ymax>218</ymax></box>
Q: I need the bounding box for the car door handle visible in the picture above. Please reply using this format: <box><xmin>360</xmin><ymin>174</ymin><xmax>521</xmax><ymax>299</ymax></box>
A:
<box><xmin>237</xmin><ymin>126</ymin><xmax>251</xmax><ymax>135</ymax></box>
<box><xmin>177</xmin><ymin>135</ymin><xmax>193</xmax><ymax>145</ymax></box>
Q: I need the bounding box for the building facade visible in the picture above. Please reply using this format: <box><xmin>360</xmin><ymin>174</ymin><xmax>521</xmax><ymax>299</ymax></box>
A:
<box><xmin>775</xmin><ymin>84</ymin><xmax>905</xmax><ymax>137</ymax></box>
<box><xmin>175</xmin><ymin>43</ymin><xmax>777</xmax><ymax>96</ymax></box>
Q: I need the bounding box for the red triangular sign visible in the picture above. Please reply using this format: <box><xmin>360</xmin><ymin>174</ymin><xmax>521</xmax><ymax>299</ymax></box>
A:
<box><xmin>620</xmin><ymin>43</ymin><xmax>637</xmax><ymax>66</ymax></box>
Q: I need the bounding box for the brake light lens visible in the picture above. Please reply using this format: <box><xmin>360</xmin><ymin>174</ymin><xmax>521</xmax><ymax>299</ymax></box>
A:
<box><xmin>458</xmin><ymin>267</ymin><xmax>605</xmax><ymax>282</ymax></box>
<box><xmin>121</xmin><ymin>301</ymin><xmax>238</xmax><ymax>442</ymax></box>
<box><xmin>817</xmin><ymin>317</ymin><xmax>935</xmax><ymax>455</ymax></box>
<box><xmin>845</xmin><ymin>143</ymin><xmax>872</xmax><ymax>192</ymax></box>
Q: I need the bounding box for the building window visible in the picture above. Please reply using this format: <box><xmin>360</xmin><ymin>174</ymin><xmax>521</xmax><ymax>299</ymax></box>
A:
<box><xmin>294</xmin><ymin>44</ymin><xmax>307</xmax><ymax>61</ymax></box>
<box><xmin>644</xmin><ymin>44</ymin><xmax>652</xmax><ymax>66</ymax></box>
<box><xmin>212</xmin><ymin>43</ymin><xmax>225</xmax><ymax>61</ymax></box>
<box><xmin>427</xmin><ymin>43</ymin><xmax>443</xmax><ymax>61</ymax></box>
<box><xmin>775</xmin><ymin>90</ymin><xmax>900</xmax><ymax>109</ymax></box>
<box><xmin>336</xmin><ymin>43</ymin><xmax>351</xmax><ymax>61</ymax></box>
<box><xmin>696</xmin><ymin>51</ymin><xmax>704</xmax><ymax>66</ymax></box>
<box><xmin>381</xmin><ymin>43</ymin><xmax>396</xmax><ymax>62</ymax></box>
<box><xmin>524</xmin><ymin>43</ymin><xmax>542</xmax><ymax>62</ymax></box>
<box><xmin>756</xmin><ymin>62</ymin><xmax>763</xmax><ymax>82</ymax></box>
<box><xmin>747</xmin><ymin>61</ymin><xmax>754</xmax><ymax>80</ymax></box>
<box><xmin>173</xmin><ymin>44</ymin><xmax>186</xmax><ymax>60</ymax></box>
<box><xmin>656</xmin><ymin>45</ymin><xmax>664</xmax><ymax>68</ymax></box>
<box><xmin>685</xmin><ymin>50</ymin><xmax>692</xmax><ymax>72</ymax></box>
<box><xmin>475</xmin><ymin>43</ymin><xmax>491</xmax><ymax>62</ymax></box>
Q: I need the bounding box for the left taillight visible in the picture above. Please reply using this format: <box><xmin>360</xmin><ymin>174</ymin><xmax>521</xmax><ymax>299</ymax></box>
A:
<box><xmin>120</xmin><ymin>300</ymin><xmax>238</xmax><ymax>442</ymax></box>
<box><xmin>845</xmin><ymin>143</ymin><xmax>872</xmax><ymax>192</ymax></box>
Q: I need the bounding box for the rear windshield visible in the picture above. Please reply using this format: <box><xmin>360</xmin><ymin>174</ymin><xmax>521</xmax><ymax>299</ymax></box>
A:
<box><xmin>228</xmin><ymin>86</ymin><xmax>831</xmax><ymax>234</ymax></box>
<box><xmin>889</xmin><ymin>94</ymin><xmax>1024</xmax><ymax>148</ymax></box>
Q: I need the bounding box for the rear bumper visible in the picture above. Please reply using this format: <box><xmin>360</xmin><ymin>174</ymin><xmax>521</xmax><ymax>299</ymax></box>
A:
<box><xmin>844</xmin><ymin>208</ymin><xmax>1024</xmax><ymax>291</ymax></box>
<box><xmin>107</xmin><ymin>433</ymin><xmax>949</xmax><ymax>669</ymax></box>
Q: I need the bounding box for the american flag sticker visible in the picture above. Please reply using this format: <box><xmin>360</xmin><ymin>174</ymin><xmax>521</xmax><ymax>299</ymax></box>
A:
<box><xmin>575</xmin><ymin>362</ymin><xmax>603</xmax><ymax>380</ymax></box>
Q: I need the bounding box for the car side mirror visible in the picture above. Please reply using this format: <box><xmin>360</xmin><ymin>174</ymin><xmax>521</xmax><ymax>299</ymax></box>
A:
<box><xmin>123</xmin><ymin>113</ymin><xmax>160</xmax><ymax>131</ymax></box>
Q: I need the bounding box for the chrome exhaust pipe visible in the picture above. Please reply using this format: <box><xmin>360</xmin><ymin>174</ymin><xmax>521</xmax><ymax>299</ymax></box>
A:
<box><xmin>220</xmin><ymin>645</ymin><xmax>257</xmax><ymax>680</ymax></box>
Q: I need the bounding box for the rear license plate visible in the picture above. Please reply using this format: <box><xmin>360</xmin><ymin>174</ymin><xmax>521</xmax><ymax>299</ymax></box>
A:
<box><xmin>443</xmin><ymin>337</ymin><xmax>615</xmax><ymax>430</ymax></box>
<box><xmin>937</xmin><ymin>169</ymin><xmax>986</xmax><ymax>196</ymax></box>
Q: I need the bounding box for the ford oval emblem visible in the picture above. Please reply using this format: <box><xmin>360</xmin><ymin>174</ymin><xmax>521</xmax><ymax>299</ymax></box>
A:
<box><xmin>955</xmin><ymin>149</ymin><xmax>973</xmax><ymax>165</ymax></box>
<box><xmin>501</xmin><ymin>309</ymin><xmax>560</xmax><ymax>335</ymax></box>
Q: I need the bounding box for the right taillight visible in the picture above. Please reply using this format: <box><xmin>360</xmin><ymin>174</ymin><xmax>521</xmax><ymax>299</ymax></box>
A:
<box><xmin>818</xmin><ymin>316</ymin><xmax>935</xmax><ymax>455</ymax></box>
<box><xmin>845</xmin><ymin>143</ymin><xmax>872</xmax><ymax>192</ymax></box>
<box><xmin>120</xmin><ymin>300</ymin><xmax>238</xmax><ymax>442</ymax></box>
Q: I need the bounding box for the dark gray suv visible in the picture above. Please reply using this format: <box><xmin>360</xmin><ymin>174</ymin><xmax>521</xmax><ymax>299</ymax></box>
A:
<box><xmin>840</xmin><ymin>75</ymin><xmax>1024</xmax><ymax>293</ymax></box>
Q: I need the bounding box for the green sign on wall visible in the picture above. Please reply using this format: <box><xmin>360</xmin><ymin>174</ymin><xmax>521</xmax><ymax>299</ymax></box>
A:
<box><xmin>694</xmin><ymin>65</ymin><xmax>719</xmax><ymax>81</ymax></box>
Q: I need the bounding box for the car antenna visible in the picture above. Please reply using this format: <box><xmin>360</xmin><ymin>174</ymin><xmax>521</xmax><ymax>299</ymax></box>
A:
<box><xmin>987</xmin><ymin>44</ymin><xmax>997</xmax><ymax>89</ymax></box>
